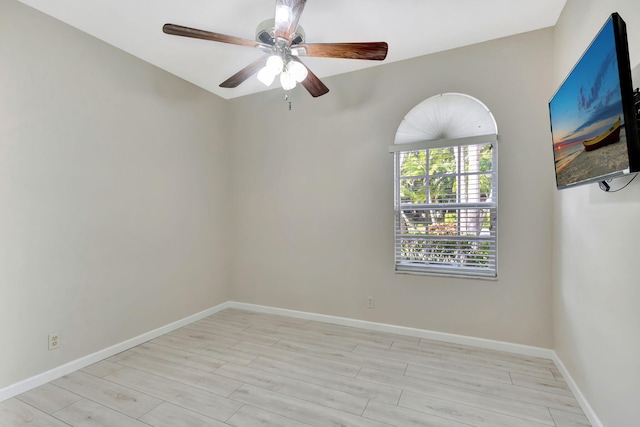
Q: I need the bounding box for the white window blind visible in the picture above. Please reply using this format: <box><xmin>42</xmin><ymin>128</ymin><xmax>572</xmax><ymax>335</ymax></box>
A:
<box><xmin>393</xmin><ymin>141</ymin><xmax>498</xmax><ymax>278</ymax></box>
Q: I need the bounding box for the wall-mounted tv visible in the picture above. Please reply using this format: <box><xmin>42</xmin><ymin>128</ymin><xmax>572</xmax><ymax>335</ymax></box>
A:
<box><xmin>549</xmin><ymin>12</ymin><xmax>640</xmax><ymax>190</ymax></box>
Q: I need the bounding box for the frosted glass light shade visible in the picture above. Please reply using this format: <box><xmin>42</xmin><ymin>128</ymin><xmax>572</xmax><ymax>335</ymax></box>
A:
<box><xmin>257</xmin><ymin>67</ymin><xmax>276</xmax><ymax>86</ymax></box>
<box><xmin>266</xmin><ymin>55</ymin><xmax>284</xmax><ymax>73</ymax></box>
<box><xmin>280</xmin><ymin>70</ymin><xmax>297</xmax><ymax>90</ymax></box>
<box><xmin>257</xmin><ymin>55</ymin><xmax>284</xmax><ymax>86</ymax></box>
<box><xmin>288</xmin><ymin>60</ymin><xmax>308</xmax><ymax>82</ymax></box>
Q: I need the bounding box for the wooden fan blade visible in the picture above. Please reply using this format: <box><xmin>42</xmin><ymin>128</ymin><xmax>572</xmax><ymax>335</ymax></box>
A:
<box><xmin>274</xmin><ymin>0</ymin><xmax>307</xmax><ymax>44</ymax></box>
<box><xmin>220</xmin><ymin>55</ymin><xmax>270</xmax><ymax>88</ymax></box>
<box><xmin>294</xmin><ymin>42</ymin><xmax>388</xmax><ymax>60</ymax></box>
<box><xmin>291</xmin><ymin>57</ymin><xmax>329</xmax><ymax>97</ymax></box>
<box><xmin>163</xmin><ymin>23</ymin><xmax>260</xmax><ymax>49</ymax></box>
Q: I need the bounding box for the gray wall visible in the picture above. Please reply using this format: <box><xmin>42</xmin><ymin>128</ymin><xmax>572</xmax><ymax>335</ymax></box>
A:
<box><xmin>0</xmin><ymin>0</ymin><xmax>231</xmax><ymax>390</ymax></box>
<box><xmin>12</xmin><ymin>3</ymin><xmax>637</xmax><ymax>424</ymax></box>
<box><xmin>229</xmin><ymin>28</ymin><xmax>556</xmax><ymax>348</ymax></box>
<box><xmin>552</xmin><ymin>1</ymin><xmax>640</xmax><ymax>425</ymax></box>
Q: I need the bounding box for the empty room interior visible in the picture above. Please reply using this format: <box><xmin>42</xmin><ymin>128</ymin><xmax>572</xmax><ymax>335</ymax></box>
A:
<box><xmin>1</xmin><ymin>0</ymin><xmax>639</xmax><ymax>426</ymax></box>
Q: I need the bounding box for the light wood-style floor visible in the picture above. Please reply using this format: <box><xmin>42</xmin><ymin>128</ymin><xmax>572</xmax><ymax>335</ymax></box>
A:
<box><xmin>1</xmin><ymin>308</ymin><xmax>590</xmax><ymax>426</ymax></box>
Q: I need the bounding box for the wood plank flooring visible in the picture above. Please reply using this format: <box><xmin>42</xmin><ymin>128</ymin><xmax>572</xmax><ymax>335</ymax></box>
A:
<box><xmin>0</xmin><ymin>309</ymin><xmax>591</xmax><ymax>426</ymax></box>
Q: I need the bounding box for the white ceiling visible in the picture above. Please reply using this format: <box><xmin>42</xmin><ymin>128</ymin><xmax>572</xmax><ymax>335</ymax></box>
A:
<box><xmin>16</xmin><ymin>0</ymin><xmax>567</xmax><ymax>100</ymax></box>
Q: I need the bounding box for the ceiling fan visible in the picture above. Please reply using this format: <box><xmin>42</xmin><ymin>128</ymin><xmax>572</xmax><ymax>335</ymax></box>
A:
<box><xmin>162</xmin><ymin>0</ymin><xmax>388</xmax><ymax>97</ymax></box>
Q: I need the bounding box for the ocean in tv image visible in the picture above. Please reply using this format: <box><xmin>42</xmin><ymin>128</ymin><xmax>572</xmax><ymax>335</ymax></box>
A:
<box><xmin>550</xmin><ymin>17</ymin><xmax>629</xmax><ymax>188</ymax></box>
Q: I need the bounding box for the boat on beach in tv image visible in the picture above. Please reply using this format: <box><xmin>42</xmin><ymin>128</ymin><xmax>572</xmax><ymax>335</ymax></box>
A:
<box><xmin>582</xmin><ymin>116</ymin><xmax>621</xmax><ymax>151</ymax></box>
<box><xmin>550</xmin><ymin>16</ymin><xmax>630</xmax><ymax>188</ymax></box>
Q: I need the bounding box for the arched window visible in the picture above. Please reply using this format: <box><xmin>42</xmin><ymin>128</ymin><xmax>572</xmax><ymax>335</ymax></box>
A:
<box><xmin>389</xmin><ymin>93</ymin><xmax>498</xmax><ymax>278</ymax></box>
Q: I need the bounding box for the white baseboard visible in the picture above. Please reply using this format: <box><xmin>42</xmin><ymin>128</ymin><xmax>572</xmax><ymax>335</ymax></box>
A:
<box><xmin>552</xmin><ymin>353</ymin><xmax>603</xmax><ymax>427</ymax></box>
<box><xmin>1</xmin><ymin>300</ymin><xmax>600</xmax><ymax>427</ymax></box>
<box><xmin>0</xmin><ymin>302</ymin><xmax>231</xmax><ymax>402</ymax></box>
<box><xmin>226</xmin><ymin>301</ymin><xmax>555</xmax><ymax>359</ymax></box>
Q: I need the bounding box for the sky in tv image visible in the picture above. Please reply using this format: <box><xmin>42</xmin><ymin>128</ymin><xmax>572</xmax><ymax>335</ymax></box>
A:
<box><xmin>550</xmin><ymin>18</ymin><xmax>624</xmax><ymax>152</ymax></box>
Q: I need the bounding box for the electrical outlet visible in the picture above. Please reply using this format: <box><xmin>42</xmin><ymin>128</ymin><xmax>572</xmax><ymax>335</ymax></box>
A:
<box><xmin>48</xmin><ymin>334</ymin><xmax>60</xmax><ymax>350</ymax></box>
<box><xmin>367</xmin><ymin>296</ymin><xmax>374</xmax><ymax>309</ymax></box>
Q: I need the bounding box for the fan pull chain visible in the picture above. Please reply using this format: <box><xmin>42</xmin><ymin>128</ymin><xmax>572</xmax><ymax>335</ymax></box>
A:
<box><xmin>284</xmin><ymin>91</ymin><xmax>292</xmax><ymax>110</ymax></box>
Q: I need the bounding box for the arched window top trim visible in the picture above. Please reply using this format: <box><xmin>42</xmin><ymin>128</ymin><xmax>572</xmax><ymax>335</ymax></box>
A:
<box><xmin>388</xmin><ymin>133</ymin><xmax>498</xmax><ymax>153</ymax></box>
<box><xmin>392</xmin><ymin>93</ymin><xmax>498</xmax><ymax>147</ymax></box>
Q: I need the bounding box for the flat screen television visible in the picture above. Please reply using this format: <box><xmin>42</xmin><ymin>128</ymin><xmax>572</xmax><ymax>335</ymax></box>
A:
<box><xmin>549</xmin><ymin>12</ymin><xmax>640</xmax><ymax>190</ymax></box>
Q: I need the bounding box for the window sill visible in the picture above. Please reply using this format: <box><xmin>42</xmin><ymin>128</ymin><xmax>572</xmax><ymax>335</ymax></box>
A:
<box><xmin>394</xmin><ymin>268</ymin><xmax>498</xmax><ymax>281</ymax></box>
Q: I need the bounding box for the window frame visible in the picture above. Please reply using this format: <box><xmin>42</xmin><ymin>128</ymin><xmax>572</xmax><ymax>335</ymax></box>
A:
<box><xmin>391</xmin><ymin>134</ymin><xmax>498</xmax><ymax>279</ymax></box>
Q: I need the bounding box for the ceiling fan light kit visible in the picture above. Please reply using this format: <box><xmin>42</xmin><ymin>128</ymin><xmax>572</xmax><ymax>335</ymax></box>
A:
<box><xmin>162</xmin><ymin>0</ymin><xmax>388</xmax><ymax>98</ymax></box>
<box><xmin>255</xmin><ymin>50</ymin><xmax>308</xmax><ymax>90</ymax></box>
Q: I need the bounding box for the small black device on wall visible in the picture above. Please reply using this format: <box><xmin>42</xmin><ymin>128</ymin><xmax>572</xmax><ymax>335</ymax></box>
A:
<box><xmin>549</xmin><ymin>12</ymin><xmax>640</xmax><ymax>190</ymax></box>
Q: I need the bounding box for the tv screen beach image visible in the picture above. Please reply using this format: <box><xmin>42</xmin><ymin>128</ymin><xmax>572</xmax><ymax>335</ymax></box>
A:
<box><xmin>549</xmin><ymin>17</ymin><xmax>629</xmax><ymax>188</ymax></box>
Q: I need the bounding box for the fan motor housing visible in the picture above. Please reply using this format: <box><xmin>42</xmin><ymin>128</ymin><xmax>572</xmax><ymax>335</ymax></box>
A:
<box><xmin>255</xmin><ymin>19</ymin><xmax>305</xmax><ymax>45</ymax></box>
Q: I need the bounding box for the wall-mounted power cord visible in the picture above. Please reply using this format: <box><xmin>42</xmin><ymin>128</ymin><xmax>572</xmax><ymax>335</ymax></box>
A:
<box><xmin>598</xmin><ymin>173</ymin><xmax>638</xmax><ymax>192</ymax></box>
